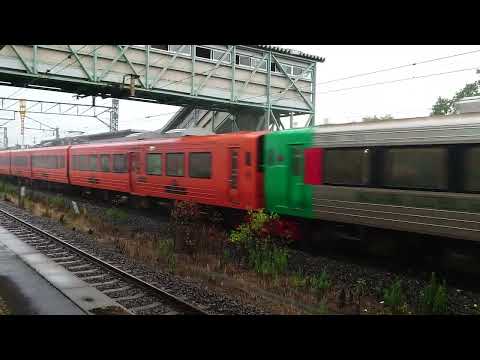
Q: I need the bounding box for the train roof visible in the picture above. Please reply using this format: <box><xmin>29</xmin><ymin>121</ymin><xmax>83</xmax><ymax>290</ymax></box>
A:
<box><xmin>68</xmin><ymin>131</ymin><xmax>266</xmax><ymax>150</ymax></box>
<box><xmin>311</xmin><ymin>112</ymin><xmax>480</xmax><ymax>147</ymax></box>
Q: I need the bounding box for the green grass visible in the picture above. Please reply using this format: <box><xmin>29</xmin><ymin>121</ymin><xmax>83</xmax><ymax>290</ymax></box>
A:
<box><xmin>383</xmin><ymin>280</ymin><xmax>408</xmax><ymax>314</ymax></box>
<box><xmin>310</xmin><ymin>271</ymin><xmax>331</xmax><ymax>296</ymax></box>
<box><xmin>290</xmin><ymin>270</ymin><xmax>308</xmax><ymax>289</ymax></box>
<box><xmin>157</xmin><ymin>239</ymin><xmax>176</xmax><ymax>273</ymax></box>
<box><xmin>420</xmin><ymin>273</ymin><xmax>448</xmax><ymax>314</ymax></box>
<box><xmin>47</xmin><ymin>195</ymin><xmax>65</xmax><ymax>209</ymax></box>
<box><xmin>105</xmin><ymin>207</ymin><xmax>128</xmax><ymax>223</ymax></box>
<box><xmin>248</xmin><ymin>244</ymin><xmax>289</xmax><ymax>276</ymax></box>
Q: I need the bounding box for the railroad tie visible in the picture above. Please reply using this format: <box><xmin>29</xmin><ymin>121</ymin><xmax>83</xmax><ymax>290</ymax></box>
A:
<box><xmin>66</xmin><ymin>263</ymin><xmax>92</xmax><ymax>271</ymax></box>
<box><xmin>112</xmin><ymin>293</ymin><xmax>145</xmax><ymax>302</ymax></box>
<box><xmin>55</xmin><ymin>258</ymin><xmax>81</xmax><ymax>264</ymax></box>
<box><xmin>129</xmin><ymin>302</ymin><xmax>162</xmax><ymax>313</ymax></box>
<box><xmin>101</xmin><ymin>286</ymin><xmax>132</xmax><ymax>294</ymax></box>
<box><xmin>81</xmin><ymin>273</ymin><xmax>108</xmax><ymax>281</ymax></box>
<box><xmin>69</xmin><ymin>268</ymin><xmax>99</xmax><ymax>275</ymax></box>
<box><xmin>89</xmin><ymin>279</ymin><xmax>119</xmax><ymax>287</ymax></box>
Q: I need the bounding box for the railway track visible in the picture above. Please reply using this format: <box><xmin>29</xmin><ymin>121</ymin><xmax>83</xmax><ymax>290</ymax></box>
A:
<box><xmin>0</xmin><ymin>205</ymin><xmax>209</xmax><ymax>315</ymax></box>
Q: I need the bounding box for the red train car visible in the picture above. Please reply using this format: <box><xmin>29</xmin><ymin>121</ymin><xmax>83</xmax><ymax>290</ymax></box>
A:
<box><xmin>0</xmin><ymin>151</ymin><xmax>10</xmax><ymax>176</ymax></box>
<box><xmin>69</xmin><ymin>142</ymin><xmax>133</xmax><ymax>194</ymax></box>
<box><xmin>10</xmin><ymin>149</ymin><xmax>32</xmax><ymax>179</ymax></box>
<box><xmin>69</xmin><ymin>131</ymin><xmax>265</xmax><ymax>210</ymax></box>
<box><xmin>31</xmin><ymin>146</ymin><xmax>70</xmax><ymax>184</ymax></box>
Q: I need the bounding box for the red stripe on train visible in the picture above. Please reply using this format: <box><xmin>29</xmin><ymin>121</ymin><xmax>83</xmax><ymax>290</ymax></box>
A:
<box><xmin>304</xmin><ymin>147</ymin><xmax>323</xmax><ymax>185</ymax></box>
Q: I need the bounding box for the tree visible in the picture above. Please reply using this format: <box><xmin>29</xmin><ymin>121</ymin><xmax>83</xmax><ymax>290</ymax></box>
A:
<box><xmin>431</xmin><ymin>80</ymin><xmax>480</xmax><ymax>116</ymax></box>
<box><xmin>362</xmin><ymin>114</ymin><xmax>394</xmax><ymax>122</ymax></box>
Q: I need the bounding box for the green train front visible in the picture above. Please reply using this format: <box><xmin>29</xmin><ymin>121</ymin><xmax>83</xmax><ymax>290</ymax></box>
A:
<box><xmin>263</xmin><ymin>127</ymin><xmax>315</xmax><ymax>219</ymax></box>
<box><xmin>263</xmin><ymin>116</ymin><xmax>480</xmax><ymax>243</ymax></box>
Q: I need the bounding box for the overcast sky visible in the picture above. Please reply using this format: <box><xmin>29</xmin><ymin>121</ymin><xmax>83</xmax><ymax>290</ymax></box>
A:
<box><xmin>1</xmin><ymin>45</ymin><xmax>479</xmax><ymax>146</ymax></box>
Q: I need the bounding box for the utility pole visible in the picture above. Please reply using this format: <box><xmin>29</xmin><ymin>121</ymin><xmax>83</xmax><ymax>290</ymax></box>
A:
<box><xmin>19</xmin><ymin>99</ymin><xmax>26</xmax><ymax>148</ymax></box>
<box><xmin>55</xmin><ymin>127</ymin><xmax>60</xmax><ymax>139</ymax></box>
<box><xmin>0</xmin><ymin>127</ymin><xmax>7</xmax><ymax>148</ymax></box>
<box><xmin>110</xmin><ymin>98</ymin><xmax>119</xmax><ymax>132</ymax></box>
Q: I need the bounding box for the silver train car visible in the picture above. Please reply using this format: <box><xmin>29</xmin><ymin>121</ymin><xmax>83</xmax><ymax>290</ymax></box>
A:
<box><xmin>309</xmin><ymin>113</ymin><xmax>480</xmax><ymax>243</ymax></box>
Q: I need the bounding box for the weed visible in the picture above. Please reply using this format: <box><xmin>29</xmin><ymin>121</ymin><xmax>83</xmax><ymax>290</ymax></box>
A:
<box><xmin>313</xmin><ymin>298</ymin><xmax>329</xmax><ymax>315</ymax></box>
<box><xmin>105</xmin><ymin>207</ymin><xmax>128</xmax><ymax>223</ymax></box>
<box><xmin>310</xmin><ymin>271</ymin><xmax>331</xmax><ymax>296</ymax></box>
<box><xmin>354</xmin><ymin>278</ymin><xmax>368</xmax><ymax>299</ymax></box>
<box><xmin>290</xmin><ymin>270</ymin><xmax>308</xmax><ymax>289</ymax></box>
<box><xmin>420</xmin><ymin>272</ymin><xmax>448</xmax><ymax>314</ymax></box>
<box><xmin>48</xmin><ymin>195</ymin><xmax>65</xmax><ymax>210</ymax></box>
<box><xmin>229</xmin><ymin>209</ymin><xmax>292</xmax><ymax>276</ymax></box>
<box><xmin>248</xmin><ymin>244</ymin><xmax>289</xmax><ymax>276</ymax></box>
<box><xmin>156</xmin><ymin>239</ymin><xmax>176</xmax><ymax>273</ymax></box>
<box><xmin>383</xmin><ymin>280</ymin><xmax>408</xmax><ymax>314</ymax></box>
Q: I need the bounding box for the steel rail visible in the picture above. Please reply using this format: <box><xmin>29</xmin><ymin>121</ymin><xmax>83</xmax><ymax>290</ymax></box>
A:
<box><xmin>0</xmin><ymin>207</ymin><xmax>208</xmax><ymax>315</ymax></box>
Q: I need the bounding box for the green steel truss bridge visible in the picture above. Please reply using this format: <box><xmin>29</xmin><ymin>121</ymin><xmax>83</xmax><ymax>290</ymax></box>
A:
<box><xmin>0</xmin><ymin>45</ymin><xmax>323</xmax><ymax>132</ymax></box>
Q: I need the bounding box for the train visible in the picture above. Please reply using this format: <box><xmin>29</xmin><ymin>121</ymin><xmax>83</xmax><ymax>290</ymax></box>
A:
<box><xmin>2</xmin><ymin>112</ymin><xmax>480</xmax><ymax>246</ymax></box>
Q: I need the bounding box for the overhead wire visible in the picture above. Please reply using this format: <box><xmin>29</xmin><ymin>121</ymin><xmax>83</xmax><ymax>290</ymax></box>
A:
<box><xmin>317</xmin><ymin>48</ymin><xmax>480</xmax><ymax>85</ymax></box>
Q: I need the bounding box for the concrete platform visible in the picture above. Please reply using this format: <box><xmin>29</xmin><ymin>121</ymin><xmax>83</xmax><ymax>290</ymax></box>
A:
<box><xmin>0</xmin><ymin>226</ymin><xmax>130</xmax><ymax>315</ymax></box>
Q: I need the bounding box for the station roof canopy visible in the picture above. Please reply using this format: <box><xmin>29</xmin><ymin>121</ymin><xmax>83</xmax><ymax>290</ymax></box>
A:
<box><xmin>251</xmin><ymin>45</ymin><xmax>325</xmax><ymax>63</ymax></box>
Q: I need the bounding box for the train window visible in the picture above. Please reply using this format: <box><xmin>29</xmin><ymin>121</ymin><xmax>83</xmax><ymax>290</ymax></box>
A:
<box><xmin>58</xmin><ymin>156</ymin><xmax>65</xmax><ymax>168</ymax></box>
<box><xmin>89</xmin><ymin>155</ymin><xmax>98</xmax><ymax>171</ymax></box>
<box><xmin>32</xmin><ymin>156</ymin><xmax>38</xmax><ymax>167</ymax></box>
<box><xmin>48</xmin><ymin>156</ymin><xmax>58</xmax><ymax>169</ymax></box>
<box><xmin>383</xmin><ymin>147</ymin><xmax>448</xmax><ymax>190</ymax></box>
<box><xmin>245</xmin><ymin>152</ymin><xmax>251</xmax><ymax>166</ymax></box>
<box><xmin>100</xmin><ymin>154</ymin><xmax>110</xmax><ymax>172</ymax></box>
<box><xmin>189</xmin><ymin>152</ymin><xmax>211</xmax><ymax>179</ymax></box>
<box><xmin>72</xmin><ymin>155</ymin><xmax>79</xmax><ymax>170</ymax></box>
<box><xmin>147</xmin><ymin>153</ymin><xmax>162</xmax><ymax>175</ymax></box>
<box><xmin>291</xmin><ymin>146</ymin><xmax>304</xmax><ymax>177</ymax></box>
<box><xmin>324</xmin><ymin>148</ymin><xmax>371</xmax><ymax>186</ymax></box>
<box><xmin>463</xmin><ymin>146</ymin><xmax>480</xmax><ymax>192</ymax></box>
<box><xmin>166</xmin><ymin>153</ymin><xmax>184</xmax><ymax>177</ymax></box>
<box><xmin>79</xmin><ymin>155</ymin><xmax>89</xmax><ymax>171</ymax></box>
<box><xmin>267</xmin><ymin>149</ymin><xmax>274</xmax><ymax>166</ymax></box>
<box><xmin>112</xmin><ymin>154</ymin><xmax>127</xmax><ymax>173</ymax></box>
<box><xmin>13</xmin><ymin>156</ymin><xmax>27</xmax><ymax>167</ymax></box>
<box><xmin>258</xmin><ymin>136</ymin><xmax>264</xmax><ymax>172</ymax></box>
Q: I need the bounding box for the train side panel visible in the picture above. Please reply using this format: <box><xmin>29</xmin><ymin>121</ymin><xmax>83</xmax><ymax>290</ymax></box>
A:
<box><xmin>10</xmin><ymin>149</ymin><xmax>32</xmax><ymax>179</ymax></box>
<box><xmin>31</xmin><ymin>146</ymin><xmax>70</xmax><ymax>184</ymax></box>
<box><xmin>0</xmin><ymin>151</ymin><xmax>10</xmax><ymax>176</ymax></box>
<box><xmin>69</xmin><ymin>143</ymin><xmax>133</xmax><ymax>193</ymax></box>
<box><xmin>130</xmin><ymin>132</ymin><xmax>265</xmax><ymax>210</ymax></box>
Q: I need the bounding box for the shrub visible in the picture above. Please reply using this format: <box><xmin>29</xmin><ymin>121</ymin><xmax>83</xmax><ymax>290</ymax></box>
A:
<box><xmin>229</xmin><ymin>209</ymin><xmax>293</xmax><ymax>276</ymax></box>
<box><xmin>383</xmin><ymin>280</ymin><xmax>408</xmax><ymax>314</ymax></box>
<box><xmin>229</xmin><ymin>209</ymin><xmax>296</xmax><ymax>249</ymax></box>
<box><xmin>170</xmin><ymin>201</ymin><xmax>202</xmax><ymax>225</ymax></box>
<box><xmin>420</xmin><ymin>273</ymin><xmax>448</xmax><ymax>314</ymax></box>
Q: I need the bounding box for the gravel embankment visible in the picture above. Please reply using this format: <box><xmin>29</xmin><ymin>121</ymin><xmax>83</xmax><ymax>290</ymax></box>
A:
<box><xmin>0</xmin><ymin>199</ymin><xmax>266</xmax><ymax>315</ymax></box>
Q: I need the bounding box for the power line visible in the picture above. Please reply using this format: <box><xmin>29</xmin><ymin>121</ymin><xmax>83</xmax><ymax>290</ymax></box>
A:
<box><xmin>317</xmin><ymin>66</ymin><xmax>479</xmax><ymax>95</ymax></box>
<box><xmin>318</xmin><ymin>48</ymin><xmax>480</xmax><ymax>85</ymax></box>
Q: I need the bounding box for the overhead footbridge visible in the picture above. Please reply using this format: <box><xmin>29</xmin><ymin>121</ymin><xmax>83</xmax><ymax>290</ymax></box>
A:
<box><xmin>0</xmin><ymin>45</ymin><xmax>323</xmax><ymax>132</ymax></box>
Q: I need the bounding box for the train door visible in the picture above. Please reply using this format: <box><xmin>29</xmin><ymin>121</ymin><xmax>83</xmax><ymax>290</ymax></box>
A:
<box><xmin>288</xmin><ymin>145</ymin><xmax>306</xmax><ymax>209</ymax></box>
<box><xmin>128</xmin><ymin>151</ymin><xmax>142</xmax><ymax>194</ymax></box>
<box><xmin>227</xmin><ymin>147</ymin><xmax>240</xmax><ymax>205</ymax></box>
